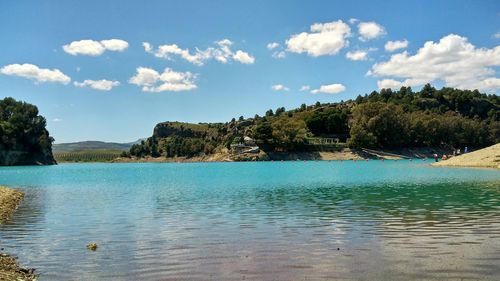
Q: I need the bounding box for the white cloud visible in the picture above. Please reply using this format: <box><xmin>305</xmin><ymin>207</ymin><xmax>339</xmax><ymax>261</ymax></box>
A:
<box><xmin>74</xmin><ymin>79</ymin><xmax>120</xmax><ymax>91</ymax></box>
<box><xmin>271</xmin><ymin>84</ymin><xmax>289</xmax><ymax>91</ymax></box>
<box><xmin>0</xmin><ymin>63</ymin><xmax>71</xmax><ymax>84</ymax></box>
<box><xmin>129</xmin><ymin>67</ymin><xmax>197</xmax><ymax>93</ymax></box>
<box><xmin>63</xmin><ymin>39</ymin><xmax>128</xmax><ymax>56</ymax></box>
<box><xmin>143</xmin><ymin>39</ymin><xmax>254</xmax><ymax>65</ymax></box>
<box><xmin>358</xmin><ymin>21</ymin><xmax>386</xmax><ymax>41</ymax></box>
<box><xmin>370</xmin><ymin>34</ymin><xmax>500</xmax><ymax>91</ymax></box>
<box><xmin>384</xmin><ymin>40</ymin><xmax>408</xmax><ymax>52</ymax></box>
<box><xmin>272</xmin><ymin>51</ymin><xmax>286</xmax><ymax>59</ymax></box>
<box><xmin>493</xmin><ymin>32</ymin><xmax>500</xmax><ymax>39</ymax></box>
<box><xmin>346</xmin><ymin>50</ymin><xmax>369</xmax><ymax>61</ymax></box>
<box><xmin>267</xmin><ymin>42</ymin><xmax>280</xmax><ymax>50</ymax></box>
<box><xmin>311</xmin><ymin>83</ymin><xmax>346</xmax><ymax>94</ymax></box>
<box><xmin>286</xmin><ymin>20</ymin><xmax>351</xmax><ymax>57</ymax></box>
<box><xmin>52</xmin><ymin>118</ymin><xmax>62</xmax><ymax>122</ymax></box>
<box><xmin>233</xmin><ymin>50</ymin><xmax>255</xmax><ymax>64</ymax></box>
<box><xmin>299</xmin><ymin>85</ymin><xmax>310</xmax><ymax>91</ymax></box>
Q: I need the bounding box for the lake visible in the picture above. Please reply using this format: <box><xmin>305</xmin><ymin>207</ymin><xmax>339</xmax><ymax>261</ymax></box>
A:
<box><xmin>1</xmin><ymin>160</ymin><xmax>499</xmax><ymax>280</ymax></box>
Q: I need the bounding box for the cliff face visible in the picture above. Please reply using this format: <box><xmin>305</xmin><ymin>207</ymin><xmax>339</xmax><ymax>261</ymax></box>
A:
<box><xmin>153</xmin><ymin>122</ymin><xmax>208</xmax><ymax>139</ymax></box>
<box><xmin>0</xmin><ymin>150</ymin><xmax>56</xmax><ymax>166</ymax></box>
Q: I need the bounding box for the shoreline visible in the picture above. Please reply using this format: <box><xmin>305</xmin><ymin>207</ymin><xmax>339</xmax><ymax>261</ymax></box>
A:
<box><xmin>111</xmin><ymin>147</ymin><xmax>453</xmax><ymax>163</ymax></box>
<box><xmin>0</xmin><ymin>186</ymin><xmax>37</xmax><ymax>281</ymax></box>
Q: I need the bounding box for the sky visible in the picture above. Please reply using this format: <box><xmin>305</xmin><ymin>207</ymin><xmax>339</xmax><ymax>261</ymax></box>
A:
<box><xmin>0</xmin><ymin>0</ymin><xmax>499</xmax><ymax>143</ymax></box>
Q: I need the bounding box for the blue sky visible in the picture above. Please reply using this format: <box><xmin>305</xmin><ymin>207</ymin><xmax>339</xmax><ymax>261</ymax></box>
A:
<box><xmin>0</xmin><ymin>0</ymin><xmax>499</xmax><ymax>143</ymax></box>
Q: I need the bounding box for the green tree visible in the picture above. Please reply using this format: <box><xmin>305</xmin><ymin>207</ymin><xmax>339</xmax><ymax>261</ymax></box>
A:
<box><xmin>349</xmin><ymin>102</ymin><xmax>410</xmax><ymax>148</ymax></box>
<box><xmin>271</xmin><ymin>118</ymin><xmax>308</xmax><ymax>151</ymax></box>
<box><xmin>253</xmin><ymin>122</ymin><xmax>273</xmax><ymax>144</ymax></box>
<box><xmin>0</xmin><ymin>97</ymin><xmax>55</xmax><ymax>165</ymax></box>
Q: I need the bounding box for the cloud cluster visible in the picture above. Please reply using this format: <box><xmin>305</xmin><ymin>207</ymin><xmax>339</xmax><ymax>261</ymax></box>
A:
<box><xmin>0</xmin><ymin>63</ymin><xmax>71</xmax><ymax>84</ymax></box>
<box><xmin>384</xmin><ymin>40</ymin><xmax>408</xmax><ymax>52</ymax></box>
<box><xmin>74</xmin><ymin>79</ymin><xmax>120</xmax><ymax>91</ymax></box>
<box><xmin>286</xmin><ymin>20</ymin><xmax>351</xmax><ymax>57</ymax></box>
<box><xmin>311</xmin><ymin>83</ymin><xmax>346</xmax><ymax>94</ymax></box>
<box><xmin>143</xmin><ymin>39</ymin><xmax>254</xmax><ymax>65</ymax></box>
<box><xmin>370</xmin><ymin>34</ymin><xmax>500</xmax><ymax>91</ymax></box>
<box><xmin>129</xmin><ymin>67</ymin><xmax>197</xmax><ymax>92</ymax></box>
<box><xmin>357</xmin><ymin>21</ymin><xmax>386</xmax><ymax>41</ymax></box>
<box><xmin>271</xmin><ymin>83</ymin><xmax>345</xmax><ymax>94</ymax></box>
<box><xmin>271</xmin><ymin>84</ymin><xmax>289</xmax><ymax>91</ymax></box>
<box><xmin>63</xmin><ymin>39</ymin><xmax>128</xmax><ymax>56</ymax></box>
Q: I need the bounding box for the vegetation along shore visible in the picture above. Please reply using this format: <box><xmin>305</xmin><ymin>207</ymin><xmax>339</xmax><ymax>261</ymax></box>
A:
<box><xmin>122</xmin><ymin>85</ymin><xmax>499</xmax><ymax>164</ymax></box>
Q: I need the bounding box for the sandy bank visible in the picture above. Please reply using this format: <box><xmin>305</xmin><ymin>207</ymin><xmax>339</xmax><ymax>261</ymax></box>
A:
<box><xmin>432</xmin><ymin>143</ymin><xmax>500</xmax><ymax>169</ymax></box>
<box><xmin>0</xmin><ymin>186</ymin><xmax>24</xmax><ymax>223</ymax></box>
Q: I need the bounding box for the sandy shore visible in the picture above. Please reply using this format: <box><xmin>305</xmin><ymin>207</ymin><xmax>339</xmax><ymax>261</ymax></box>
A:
<box><xmin>0</xmin><ymin>186</ymin><xmax>37</xmax><ymax>281</ymax></box>
<box><xmin>432</xmin><ymin>143</ymin><xmax>500</xmax><ymax>169</ymax></box>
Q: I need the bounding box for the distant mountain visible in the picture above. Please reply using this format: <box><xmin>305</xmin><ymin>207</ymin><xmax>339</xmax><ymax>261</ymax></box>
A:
<box><xmin>53</xmin><ymin>141</ymin><xmax>139</xmax><ymax>153</ymax></box>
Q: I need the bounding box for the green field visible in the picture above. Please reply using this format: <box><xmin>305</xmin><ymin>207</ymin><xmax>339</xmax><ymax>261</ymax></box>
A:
<box><xmin>54</xmin><ymin>150</ymin><xmax>124</xmax><ymax>163</ymax></box>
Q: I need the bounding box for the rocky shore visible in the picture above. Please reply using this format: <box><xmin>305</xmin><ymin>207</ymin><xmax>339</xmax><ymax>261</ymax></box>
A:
<box><xmin>0</xmin><ymin>186</ymin><xmax>37</xmax><ymax>281</ymax></box>
<box><xmin>0</xmin><ymin>254</ymin><xmax>37</xmax><ymax>281</ymax></box>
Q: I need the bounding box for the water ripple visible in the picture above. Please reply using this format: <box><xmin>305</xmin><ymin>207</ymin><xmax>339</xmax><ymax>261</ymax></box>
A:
<box><xmin>0</xmin><ymin>161</ymin><xmax>499</xmax><ymax>280</ymax></box>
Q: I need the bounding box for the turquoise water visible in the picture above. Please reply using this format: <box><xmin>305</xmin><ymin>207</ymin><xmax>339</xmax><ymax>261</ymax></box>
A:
<box><xmin>1</xmin><ymin>160</ymin><xmax>500</xmax><ymax>280</ymax></box>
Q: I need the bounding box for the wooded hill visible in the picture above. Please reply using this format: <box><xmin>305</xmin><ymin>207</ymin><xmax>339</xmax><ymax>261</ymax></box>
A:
<box><xmin>128</xmin><ymin>84</ymin><xmax>499</xmax><ymax>159</ymax></box>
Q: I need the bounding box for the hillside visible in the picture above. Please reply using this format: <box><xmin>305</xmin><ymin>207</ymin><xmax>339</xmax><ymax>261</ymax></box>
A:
<box><xmin>432</xmin><ymin>143</ymin><xmax>500</xmax><ymax>169</ymax></box>
<box><xmin>127</xmin><ymin>85</ymin><xmax>499</xmax><ymax>161</ymax></box>
<box><xmin>53</xmin><ymin>141</ymin><xmax>136</xmax><ymax>153</ymax></box>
